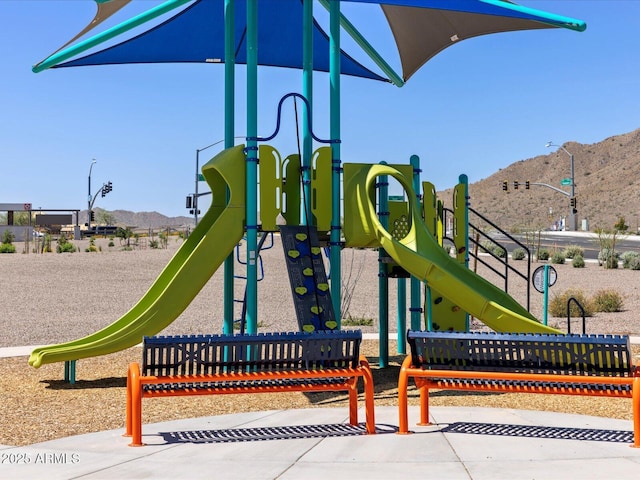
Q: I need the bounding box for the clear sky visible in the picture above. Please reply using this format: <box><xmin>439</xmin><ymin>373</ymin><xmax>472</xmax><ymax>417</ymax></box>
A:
<box><xmin>1</xmin><ymin>1</ymin><xmax>639</xmax><ymax>218</ymax></box>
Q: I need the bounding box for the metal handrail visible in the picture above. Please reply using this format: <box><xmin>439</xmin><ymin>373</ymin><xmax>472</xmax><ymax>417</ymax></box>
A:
<box><xmin>566</xmin><ymin>297</ymin><xmax>586</xmax><ymax>334</ymax></box>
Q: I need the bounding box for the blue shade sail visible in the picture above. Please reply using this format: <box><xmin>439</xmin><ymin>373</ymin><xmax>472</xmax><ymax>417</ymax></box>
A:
<box><xmin>53</xmin><ymin>0</ymin><xmax>388</xmax><ymax>82</ymax></box>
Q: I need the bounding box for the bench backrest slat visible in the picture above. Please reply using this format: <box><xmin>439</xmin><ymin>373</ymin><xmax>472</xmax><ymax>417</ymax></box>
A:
<box><xmin>142</xmin><ymin>330</ymin><xmax>362</xmax><ymax>377</ymax></box>
<box><xmin>407</xmin><ymin>331</ymin><xmax>632</xmax><ymax>377</ymax></box>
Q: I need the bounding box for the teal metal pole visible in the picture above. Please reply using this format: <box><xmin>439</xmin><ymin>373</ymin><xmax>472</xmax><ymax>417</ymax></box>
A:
<box><xmin>459</xmin><ymin>174</ymin><xmax>470</xmax><ymax>330</ymax></box>
<box><xmin>222</xmin><ymin>0</ymin><xmax>235</xmax><ymax>335</ymax></box>
<box><xmin>378</xmin><ymin>168</ymin><xmax>389</xmax><ymax>368</ymax></box>
<box><xmin>245</xmin><ymin>0</ymin><xmax>258</xmax><ymax>334</ymax></box>
<box><xmin>410</xmin><ymin>155</ymin><xmax>422</xmax><ymax>330</ymax></box>
<box><xmin>542</xmin><ymin>264</ymin><xmax>550</xmax><ymax>326</ymax></box>
<box><xmin>302</xmin><ymin>0</ymin><xmax>313</xmax><ymax>225</ymax></box>
<box><xmin>397</xmin><ymin>277</ymin><xmax>406</xmax><ymax>354</ymax></box>
<box><xmin>33</xmin><ymin>0</ymin><xmax>193</xmax><ymax>72</ymax></box>
<box><xmin>329</xmin><ymin>0</ymin><xmax>342</xmax><ymax>328</ymax></box>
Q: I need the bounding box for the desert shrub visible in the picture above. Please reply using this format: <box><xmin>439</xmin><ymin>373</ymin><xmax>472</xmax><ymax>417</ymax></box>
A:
<box><xmin>621</xmin><ymin>251</ymin><xmax>640</xmax><ymax>269</ymax></box>
<box><xmin>56</xmin><ymin>234</ymin><xmax>75</xmax><ymax>253</ymax></box>
<box><xmin>149</xmin><ymin>240</ymin><xmax>159</xmax><ymax>249</ymax></box>
<box><xmin>627</xmin><ymin>256</ymin><xmax>640</xmax><ymax>270</ymax></box>
<box><xmin>0</xmin><ymin>243</ymin><xmax>16</xmax><ymax>253</ymax></box>
<box><xmin>572</xmin><ymin>255</ymin><xmax>585</xmax><ymax>268</ymax></box>
<box><xmin>550</xmin><ymin>252</ymin><xmax>565</xmax><ymax>264</ymax></box>
<box><xmin>592</xmin><ymin>289</ymin><xmax>624</xmax><ymax>313</ymax></box>
<box><xmin>108</xmin><ymin>240</ymin><xmax>115</xmax><ymax>247</ymax></box>
<box><xmin>2</xmin><ymin>229</ymin><xmax>15</xmax><ymax>244</ymax></box>
<box><xmin>536</xmin><ymin>248</ymin><xmax>550</xmax><ymax>261</ymax></box>
<box><xmin>511</xmin><ymin>247</ymin><xmax>526</xmax><ymax>260</ymax></box>
<box><xmin>563</xmin><ymin>245</ymin><xmax>584</xmax><ymax>259</ymax></box>
<box><xmin>493</xmin><ymin>246</ymin><xmax>506</xmax><ymax>258</ymax></box>
<box><xmin>549</xmin><ymin>289</ymin><xmax>594</xmax><ymax>317</ymax></box>
<box><xmin>598</xmin><ymin>248</ymin><xmax>619</xmax><ymax>268</ymax></box>
<box><xmin>85</xmin><ymin>238</ymin><xmax>98</xmax><ymax>253</ymax></box>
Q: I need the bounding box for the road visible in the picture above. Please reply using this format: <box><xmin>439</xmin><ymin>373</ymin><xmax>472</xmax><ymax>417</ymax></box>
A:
<box><xmin>490</xmin><ymin>231</ymin><xmax>640</xmax><ymax>261</ymax></box>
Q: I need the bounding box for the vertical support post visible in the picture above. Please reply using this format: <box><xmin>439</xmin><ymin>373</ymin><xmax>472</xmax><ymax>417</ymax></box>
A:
<box><xmin>459</xmin><ymin>174</ymin><xmax>470</xmax><ymax>330</ymax></box>
<box><xmin>329</xmin><ymin>0</ymin><xmax>342</xmax><ymax>328</ymax></box>
<box><xmin>245</xmin><ymin>0</ymin><xmax>258</xmax><ymax>334</ymax></box>
<box><xmin>223</xmin><ymin>0</ymin><xmax>236</xmax><ymax>334</ymax></box>
<box><xmin>378</xmin><ymin>168</ymin><xmax>389</xmax><ymax>368</ymax></box>
<box><xmin>302</xmin><ymin>0</ymin><xmax>313</xmax><ymax>225</ymax></box>
<box><xmin>410</xmin><ymin>155</ymin><xmax>422</xmax><ymax>330</ymax></box>
<box><xmin>397</xmin><ymin>277</ymin><xmax>406</xmax><ymax>354</ymax></box>
<box><xmin>542</xmin><ymin>264</ymin><xmax>550</xmax><ymax>326</ymax></box>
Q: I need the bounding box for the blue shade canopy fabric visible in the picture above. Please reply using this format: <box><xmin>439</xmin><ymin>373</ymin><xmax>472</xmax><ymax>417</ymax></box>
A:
<box><xmin>54</xmin><ymin>0</ymin><xmax>388</xmax><ymax>82</ymax></box>
<box><xmin>40</xmin><ymin>0</ymin><xmax>585</xmax><ymax>83</ymax></box>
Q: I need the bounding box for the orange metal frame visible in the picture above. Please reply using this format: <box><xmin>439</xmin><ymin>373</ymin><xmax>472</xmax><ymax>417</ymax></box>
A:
<box><xmin>125</xmin><ymin>356</ymin><xmax>376</xmax><ymax>446</ymax></box>
<box><xmin>398</xmin><ymin>355</ymin><xmax>640</xmax><ymax>448</ymax></box>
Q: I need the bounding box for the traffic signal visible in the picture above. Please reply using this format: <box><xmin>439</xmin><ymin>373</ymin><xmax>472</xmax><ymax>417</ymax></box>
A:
<box><xmin>570</xmin><ymin>197</ymin><xmax>576</xmax><ymax>208</ymax></box>
<box><xmin>186</xmin><ymin>195</ymin><xmax>193</xmax><ymax>209</ymax></box>
<box><xmin>90</xmin><ymin>210</ymin><xmax>95</xmax><ymax>222</ymax></box>
<box><xmin>570</xmin><ymin>197</ymin><xmax>577</xmax><ymax>214</ymax></box>
<box><xmin>502</xmin><ymin>181</ymin><xmax>508</xmax><ymax>191</ymax></box>
<box><xmin>101</xmin><ymin>181</ymin><xmax>113</xmax><ymax>197</ymax></box>
<box><xmin>513</xmin><ymin>181</ymin><xmax>519</xmax><ymax>190</ymax></box>
<box><xmin>106</xmin><ymin>181</ymin><xmax>112</xmax><ymax>193</ymax></box>
<box><xmin>525</xmin><ymin>180</ymin><xmax>530</xmax><ymax>190</ymax></box>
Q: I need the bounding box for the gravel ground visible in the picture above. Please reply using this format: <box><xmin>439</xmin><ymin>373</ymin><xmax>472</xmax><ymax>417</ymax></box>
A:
<box><xmin>1</xmin><ymin>234</ymin><xmax>639</xmax><ymax>446</ymax></box>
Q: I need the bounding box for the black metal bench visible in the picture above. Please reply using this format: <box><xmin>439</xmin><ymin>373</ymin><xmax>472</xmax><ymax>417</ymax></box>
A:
<box><xmin>126</xmin><ymin>330</ymin><xmax>375</xmax><ymax>446</ymax></box>
<box><xmin>398</xmin><ymin>331</ymin><xmax>640</xmax><ymax>447</ymax></box>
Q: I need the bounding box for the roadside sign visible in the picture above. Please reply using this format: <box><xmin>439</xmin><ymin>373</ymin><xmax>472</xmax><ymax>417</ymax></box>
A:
<box><xmin>560</xmin><ymin>178</ymin><xmax>572</xmax><ymax>186</ymax></box>
<box><xmin>532</xmin><ymin>265</ymin><xmax>557</xmax><ymax>293</ymax></box>
<box><xmin>198</xmin><ymin>174</ymin><xmax>205</xmax><ymax>182</ymax></box>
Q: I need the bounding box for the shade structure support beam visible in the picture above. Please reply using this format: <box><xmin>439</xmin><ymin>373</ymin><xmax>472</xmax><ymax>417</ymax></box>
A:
<box><xmin>223</xmin><ymin>0</ymin><xmax>236</xmax><ymax>335</ymax></box>
<box><xmin>245</xmin><ymin>0</ymin><xmax>258</xmax><ymax>334</ymax></box>
<box><xmin>302</xmin><ymin>0</ymin><xmax>313</xmax><ymax>224</ymax></box>
<box><xmin>329</xmin><ymin>0</ymin><xmax>342</xmax><ymax>328</ymax></box>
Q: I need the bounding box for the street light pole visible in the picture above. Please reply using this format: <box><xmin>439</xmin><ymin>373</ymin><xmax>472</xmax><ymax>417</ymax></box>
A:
<box><xmin>88</xmin><ymin>159</ymin><xmax>97</xmax><ymax>231</ymax></box>
<box><xmin>546</xmin><ymin>142</ymin><xmax>577</xmax><ymax>231</ymax></box>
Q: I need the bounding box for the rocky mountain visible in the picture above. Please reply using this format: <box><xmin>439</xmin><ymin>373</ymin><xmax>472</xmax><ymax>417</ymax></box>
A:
<box><xmin>86</xmin><ymin>208</ymin><xmax>195</xmax><ymax>229</ymax></box>
<box><xmin>439</xmin><ymin>128</ymin><xmax>640</xmax><ymax>232</ymax></box>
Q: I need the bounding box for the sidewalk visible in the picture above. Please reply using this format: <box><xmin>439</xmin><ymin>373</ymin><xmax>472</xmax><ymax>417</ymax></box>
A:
<box><xmin>1</xmin><ymin>406</ymin><xmax>638</xmax><ymax>479</ymax></box>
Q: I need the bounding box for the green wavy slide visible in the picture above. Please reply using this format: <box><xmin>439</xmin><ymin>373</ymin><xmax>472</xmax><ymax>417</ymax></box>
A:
<box><xmin>347</xmin><ymin>163</ymin><xmax>561</xmax><ymax>334</ymax></box>
<box><xmin>29</xmin><ymin>145</ymin><xmax>246</xmax><ymax>368</ymax></box>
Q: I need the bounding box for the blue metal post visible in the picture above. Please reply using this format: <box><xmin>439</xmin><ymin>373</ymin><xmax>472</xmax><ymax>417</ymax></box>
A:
<box><xmin>329</xmin><ymin>0</ymin><xmax>342</xmax><ymax>327</ymax></box>
<box><xmin>223</xmin><ymin>0</ymin><xmax>235</xmax><ymax>334</ymax></box>
<box><xmin>245</xmin><ymin>0</ymin><xmax>258</xmax><ymax>334</ymax></box>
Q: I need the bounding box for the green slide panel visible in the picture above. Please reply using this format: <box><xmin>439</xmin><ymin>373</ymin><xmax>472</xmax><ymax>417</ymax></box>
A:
<box><xmin>344</xmin><ymin>163</ymin><xmax>560</xmax><ymax>334</ymax></box>
<box><xmin>29</xmin><ymin>145</ymin><xmax>247</xmax><ymax>368</ymax></box>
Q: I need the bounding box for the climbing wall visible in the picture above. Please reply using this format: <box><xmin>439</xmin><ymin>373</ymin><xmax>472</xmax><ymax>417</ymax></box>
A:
<box><xmin>280</xmin><ymin>225</ymin><xmax>337</xmax><ymax>332</ymax></box>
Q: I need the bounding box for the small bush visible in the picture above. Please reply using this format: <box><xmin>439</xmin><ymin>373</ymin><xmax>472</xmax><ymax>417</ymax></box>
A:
<box><xmin>598</xmin><ymin>248</ymin><xmax>619</xmax><ymax>268</ymax></box>
<box><xmin>549</xmin><ymin>289</ymin><xmax>594</xmax><ymax>317</ymax></box>
<box><xmin>511</xmin><ymin>247</ymin><xmax>526</xmax><ymax>260</ymax></box>
<box><xmin>57</xmin><ymin>242</ymin><xmax>75</xmax><ymax>253</ymax></box>
<box><xmin>563</xmin><ymin>245</ymin><xmax>584</xmax><ymax>259</ymax></box>
<box><xmin>149</xmin><ymin>240</ymin><xmax>159</xmax><ymax>249</ymax></box>
<box><xmin>621</xmin><ymin>251</ymin><xmax>640</xmax><ymax>269</ymax></box>
<box><xmin>592</xmin><ymin>289</ymin><xmax>624</xmax><ymax>313</ymax></box>
<box><xmin>536</xmin><ymin>248</ymin><xmax>550</xmax><ymax>261</ymax></box>
<box><xmin>2</xmin><ymin>229</ymin><xmax>15</xmax><ymax>244</ymax></box>
<box><xmin>627</xmin><ymin>256</ymin><xmax>640</xmax><ymax>270</ymax></box>
<box><xmin>551</xmin><ymin>252</ymin><xmax>565</xmax><ymax>264</ymax></box>
<box><xmin>108</xmin><ymin>241</ymin><xmax>115</xmax><ymax>247</ymax></box>
<box><xmin>572</xmin><ymin>255</ymin><xmax>585</xmax><ymax>268</ymax></box>
<box><xmin>493</xmin><ymin>246</ymin><xmax>506</xmax><ymax>258</ymax></box>
<box><xmin>0</xmin><ymin>243</ymin><xmax>16</xmax><ymax>253</ymax></box>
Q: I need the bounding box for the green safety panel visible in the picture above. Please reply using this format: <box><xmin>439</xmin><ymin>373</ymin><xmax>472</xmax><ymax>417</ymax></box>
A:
<box><xmin>453</xmin><ymin>183</ymin><xmax>466</xmax><ymax>264</ymax></box>
<box><xmin>282</xmin><ymin>154</ymin><xmax>301</xmax><ymax>226</ymax></box>
<box><xmin>280</xmin><ymin>225</ymin><xmax>337</xmax><ymax>332</ymax></box>
<box><xmin>311</xmin><ymin>146</ymin><xmax>332</xmax><ymax>234</ymax></box>
<box><xmin>422</xmin><ymin>181</ymin><xmax>437</xmax><ymax>239</ymax></box>
<box><xmin>259</xmin><ymin>145</ymin><xmax>282</xmax><ymax>232</ymax></box>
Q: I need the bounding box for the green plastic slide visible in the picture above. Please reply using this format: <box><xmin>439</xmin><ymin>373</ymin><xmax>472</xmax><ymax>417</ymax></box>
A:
<box><xmin>29</xmin><ymin>145</ymin><xmax>246</xmax><ymax>368</ymax></box>
<box><xmin>346</xmin><ymin>163</ymin><xmax>561</xmax><ymax>334</ymax></box>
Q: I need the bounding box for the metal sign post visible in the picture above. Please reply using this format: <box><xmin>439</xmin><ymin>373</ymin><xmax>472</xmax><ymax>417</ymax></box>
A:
<box><xmin>532</xmin><ymin>265</ymin><xmax>557</xmax><ymax>325</ymax></box>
